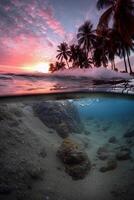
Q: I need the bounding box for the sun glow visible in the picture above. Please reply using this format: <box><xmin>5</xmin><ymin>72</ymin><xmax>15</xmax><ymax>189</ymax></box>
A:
<box><xmin>34</xmin><ymin>62</ymin><xmax>50</xmax><ymax>73</ymax></box>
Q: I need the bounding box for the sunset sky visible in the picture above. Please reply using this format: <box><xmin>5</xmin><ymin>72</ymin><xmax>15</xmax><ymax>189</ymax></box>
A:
<box><xmin>0</xmin><ymin>0</ymin><xmax>133</xmax><ymax>73</ymax></box>
<box><xmin>0</xmin><ymin>0</ymin><xmax>101</xmax><ymax>73</ymax></box>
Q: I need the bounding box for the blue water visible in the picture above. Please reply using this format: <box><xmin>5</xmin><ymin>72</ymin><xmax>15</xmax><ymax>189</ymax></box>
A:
<box><xmin>75</xmin><ymin>97</ymin><xmax>134</xmax><ymax>122</ymax></box>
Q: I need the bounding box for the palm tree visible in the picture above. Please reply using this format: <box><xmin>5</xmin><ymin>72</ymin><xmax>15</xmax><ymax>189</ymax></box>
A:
<box><xmin>49</xmin><ymin>63</ymin><xmax>56</xmax><ymax>73</ymax></box>
<box><xmin>76</xmin><ymin>45</ymin><xmax>92</xmax><ymax>68</ymax></box>
<box><xmin>69</xmin><ymin>44</ymin><xmax>78</xmax><ymax>67</ymax></box>
<box><xmin>97</xmin><ymin>0</ymin><xmax>134</xmax><ymax>73</ymax></box>
<box><xmin>105</xmin><ymin>29</ymin><xmax>121</xmax><ymax>71</ymax></box>
<box><xmin>49</xmin><ymin>62</ymin><xmax>66</xmax><ymax>73</ymax></box>
<box><xmin>77</xmin><ymin>21</ymin><xmax>95</xmax><ymax>57</ymax></box>
<box><xmin>55</xmin><ymin>61</ymin><xmax>66</xmax><ymax>71</ymax></box>
<box><xmin>97</xmin><ymin>0</ymin><xmax>134</xmax><ymax>43</ymax></box>
<box><xmin>116</xmin><ymin>34</ymin><xmax>134</xmax><ymax>73</ymax></box>
<box><xmin>56</xmin><ymin>42</ymin><xmax>70</xmax><ymax>68</ymax></box>
<box><xmin>92</xmin><ymin>33</ymin><xmax>108</xmax><ymax>68</ymax></box>
<box><xmin>69</xmin><ymin>44</ymin><xmax>92</xmax><ymax>68</ymax></box>
<box><xmin>124</xmin><ymin>42</ymin><xmax>134</xmax><ymax>74</ymax></box>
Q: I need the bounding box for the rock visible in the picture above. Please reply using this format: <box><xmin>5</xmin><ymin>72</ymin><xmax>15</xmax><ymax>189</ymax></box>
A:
<box><xmin>99</xmin><ymin>159</ymin><xmax>117</xmax><ymax>173</ymax></box>
<box><xmin>97</xmin><ymin>146</ymin><xmax>109</xmax><ymax>160</ymax></box>
<box><xmin>116</xmin><ymin>147</ymin><xmax>131</xmax><ymax>160</ymax></box>
<box><xmin>108</xmin><ymin>136</ymin><xmax>117</xmax><ymax>144</ymax></box>
<box><xmin>125</xmin><ymin>138</ymin><xmax>134</xmax><ymax>147</ymax></box>
<box><xmin>84</xmin><ymin>130</ymin><xmax>91</xmax><ymax>135</ymax></box>
<box><xmin>0</xmin><ymin>183</ymin><xmax>13</xmax><ymax>195</ymax></box>
<box><xmin>27</xmin><ymin>167</ymin><xmax>45</xmax><ymax>180</ymax></box>
<box><xmin>33</xmin><ymin>101</ymin><xmax>84</xmax><ymax>138</ymax></box>
<box><xmin>57</xmin><ymin>138</ymin><xmax>91</xmax><ymax>180</ymax></box>
<box><xmin>39</xmin><ymin>147</ymin><xmax>47</xmax><ymax>158</ymax></box>
<box><xmin>124</xmin><ymin>130</ymin><xmax>134</xmax><ymax>138</ymax></box>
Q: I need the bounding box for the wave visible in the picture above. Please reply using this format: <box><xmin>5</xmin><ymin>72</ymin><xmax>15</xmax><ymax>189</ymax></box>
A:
<box><xmin>0</xmin><ymin>74</ymin><xmax>13</xmax><ymax>79</ymax></box>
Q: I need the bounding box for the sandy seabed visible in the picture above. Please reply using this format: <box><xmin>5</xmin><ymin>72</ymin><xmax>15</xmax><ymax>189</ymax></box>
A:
<box><xmin>0</xmin><ymin>101</ymin><xmax>134</xmax><ymax>200</ymax></box>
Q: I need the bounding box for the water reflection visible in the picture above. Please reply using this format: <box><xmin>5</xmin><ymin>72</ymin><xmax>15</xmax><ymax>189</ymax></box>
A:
<box><xmin>0</xmin><ymin>74</ymin><xmax>134</xmax><ymax>96</ymax></box>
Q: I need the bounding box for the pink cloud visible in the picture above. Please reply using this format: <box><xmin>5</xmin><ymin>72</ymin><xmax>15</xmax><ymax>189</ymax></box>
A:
<box><xmin>0</xmin><ymin>0</ymin><xmax>65</xmax><ymax>70</ymax></box>
<box><xmin>38</xmin><ymin>6</ymin><xmax>65</xmax><ymax>37</ymax></box>
<box><xmin>0</xmin><ymin>35</ymin><xmax>55</xmax><ymax>67</ymax></box>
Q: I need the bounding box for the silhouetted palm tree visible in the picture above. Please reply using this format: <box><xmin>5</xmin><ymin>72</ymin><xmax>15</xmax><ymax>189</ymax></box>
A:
<box><xmin>92</xmin><ymin>33</ymin><xmax>108</xmax><ymax>68</ymax></box>
<box><xmin>76</xmin><ymin>45</ymin><xmax>92</xmax><ymax>68</ymax></box>
<box><xmin>117</xmin><ymin>40</ymin><xmax>129</xmax><ymax>73</ymax></box>
<box><xmin>69</xmin><ymin>44</ymin><xmax>78</xmax><ymax>67</ymax></box>
<box><xmin>105</xmin><ymin>29</ymin><xmax>121</xmax><ymax>71</ymax></box>
<box><xmin>69</xmin><ymin>44</ymin><xmax>92</xmax><ymax>68</ymax></box>
<box><xmin>116</xmin><ymin>34</ymin><xmax>134</xmax><ymax>73</ymax></box>
<box><xmin>97</xmin><ymin>0</ymin><xmax>134</xmax><ymax>44</ymax></box>
<box><xmin>97</xmin><ymin>0</ymin><xmax>134</xmax><ymax>73</ymax></box>
<box><xmin>56</xmin><ymin>42</ymin><xmax>70</xmax><ymax>68</ymax></box>
<box><xmin>49</xmin><ymin>62</ymin><xmax>66</xmax><ymax>73</ymax></box>
<box><xmin>55</xmin><ymin>61</ymin><xmax>66</xmax><ymax>71</ymax></box>
<box><xmin>124</xmin><ymin>42</ymin><xmax>134</xmax><ymax>74</ymax></box>
<box><xmin>49</xmin><ymin>63</ymin><xmax>55</xmax><ymax>73</ymax></box>
<box><xmin>77</xmin><ymin>21</ymin><xmax>95</xmax><ymax>57</ymax></box>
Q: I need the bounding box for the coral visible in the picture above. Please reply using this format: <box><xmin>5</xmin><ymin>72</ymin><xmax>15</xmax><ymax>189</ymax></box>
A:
<box><xmin>57</xmin><ymin>138</ymin><xmax>91</xmax><ymax>180</ymax></box>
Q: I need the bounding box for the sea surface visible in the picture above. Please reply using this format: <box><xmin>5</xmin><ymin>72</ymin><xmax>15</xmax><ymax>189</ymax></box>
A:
<box><xmin>0</xmin><ymin>73</ymin><xmax>134</xmax><ymax>96</ymax></box>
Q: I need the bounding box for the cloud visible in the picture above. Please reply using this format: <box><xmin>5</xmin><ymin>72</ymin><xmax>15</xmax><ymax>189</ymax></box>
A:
<box><xmin>0</xmin><ymin>0</ymin><xmax>65</xmax><ymax>67</ymax></box>
<box><xmin>0</xmin><ymin>34</ymin><xmax>56</xmax><ymax>66</ymax></box>
<box><xmin>0</xmin><ymin>0</ymin><xmax>65</xmax><ymax>37</ymax></box>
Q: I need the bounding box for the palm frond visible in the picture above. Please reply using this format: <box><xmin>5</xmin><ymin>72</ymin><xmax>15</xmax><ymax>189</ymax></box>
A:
<box><xmin>97</xmin><ymin>6</ymin><xmax>113</xmax><ymax>33</ymax></box>
<box><xmin>97</xmin><ymin>0</ymin><xmax>113</xmax><ymax>10</ymax></box>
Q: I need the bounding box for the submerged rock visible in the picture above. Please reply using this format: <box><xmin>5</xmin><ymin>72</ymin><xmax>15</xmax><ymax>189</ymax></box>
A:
<box><xmin>57</xmin><ymin>138</ymin><xmax>91</xmax><ymax>180</ymax></box>
<box><xmin>0</xmin><ymin>183</ymin><xmax>13</xmax><ymax>195</ymax></box>
<box><xmin>123</xmin><ymin>130</ymin><xmax>134</xmax><ymax>138</ymax></box>
<box><xmin>33</xmin><ymin>101</ymin><xmax>84</xmax><ymax>138</ymax></box>
<box><xmin>116</xmin><ymin>147</ymin><xmax>131</xmax><ymax>160</ymax></box>
<box><xmin>108</xmin><ymin>136</ymin><xmax>117</xmax><ymax>144</ymax></box>
<box><xmin>97</xmin><ymin>146</ymin><xmax>110</xmax><ymax>160</ymax></box>
<box><xmin>99</xmin><ymin>159</ymin><xmax>117</xmax><ymax>173</ymax></box>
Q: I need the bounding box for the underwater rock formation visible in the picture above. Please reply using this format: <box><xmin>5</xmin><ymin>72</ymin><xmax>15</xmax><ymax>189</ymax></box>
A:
<box><xmin>116</xmin><ymin>147</ymin><xmax>131</xmax><ymax>160</ymax></box>
<box><xmin>99</xmin><ymin>158</ymin><xmax>117</xmax><ymax>172</ymax></box>
<box><xmin>97</xmin><ymin>146</ymin><xmax>110</xmax><ymax>160</ymax></box>
<box><xmin>108</xmin><ymin>136</ymin><xmax>117</xmax><ymax>144</ymax></box>
<box><xmin>0</xmin><ymin>104</ymin><xmax>46</xmax><ymax>199</ymax></box>
<box><xmin>123</xmin><ymin>130</ymin><xmax>134</xmax><ymax>138</ymax></box>
<box><xmin>33</xmin><ymin>101</ymin><xmax>84</xmax><ymax>138</ymax></box>
<box><xmin>57</xmin><ymin>138</ymin><xmax>91</xmax><ymax>180</ymax></box>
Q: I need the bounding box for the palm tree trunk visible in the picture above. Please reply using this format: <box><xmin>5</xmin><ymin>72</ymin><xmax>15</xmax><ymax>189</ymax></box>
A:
<box><xmin>126</xmin><ymin>51</ymin><xmax>133</xmax><ymax>74</ymax></box>
<box><xmin>111</xmin><ymin>61</ymin><xmax>113</xmax><ymax>70</ymax></box>
<box><xmin>86</xmin><ymin>48</ymin><xmax>89</xmax><ymax>59</ymax></box>
<box><xmin>66</xmin><ymin>59</ymin><xmax>70</xmax><ymax>68</ymax></box>
<box><xmin>113</xmin><ymin>59</ymin><xmax>116</xmax><ymax>70</ymax></box>
<box><xmin>122</xmin><ymin>48</ymin><xmax>128</xmax><ymax>73</ymax></box>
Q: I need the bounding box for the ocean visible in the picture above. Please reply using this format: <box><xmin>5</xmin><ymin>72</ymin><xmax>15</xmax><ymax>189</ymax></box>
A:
<box><xmin>0</xmin><ymin>72</ymin><xmax>134</xmax><ymax>96</ymax></box>
<box><xmin>0</xmin><ymin>72</ymin><xmax>134</xmax><ymax>200</ymax></box>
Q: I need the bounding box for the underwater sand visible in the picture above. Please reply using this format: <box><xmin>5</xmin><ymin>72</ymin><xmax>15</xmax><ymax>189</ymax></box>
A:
<box><xmin>0</xmin><ymin>96</ymin><xmax>134</xmax><ymax>200</ymax></box>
